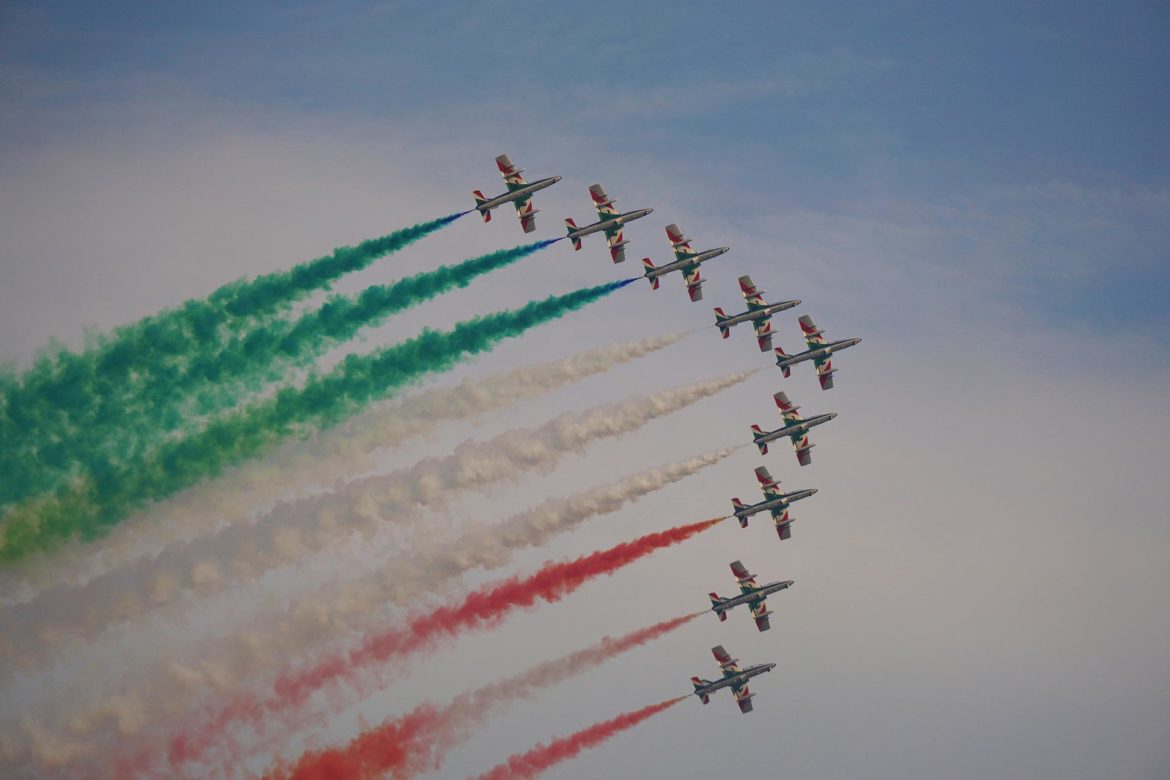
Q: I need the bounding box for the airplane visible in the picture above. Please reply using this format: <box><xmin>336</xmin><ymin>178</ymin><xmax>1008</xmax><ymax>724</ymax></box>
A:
<box><xmin>714</xmin><ymin>275</ymin><xmax>801</xmax><ymax>351</ymax></box>
<box><xmin>640</xmin><ymin>224</ymin><xmax>729</xmax><ymax>302</ymax></box>
<box><xmin>690</xmin><ymin>645</ymin><xmax>776</xmax><ymax>713</ymax></box>
<box><xmin>472</xmin><ymin>154</ymin><xmax>562</xmax><ymax>234</ymax></box>
<box><xmin>564</xmin><ymin>183</ymin><xmax>653</xmax><ymax>263</ymax></box>
<box><xmin>730</xmin><ymin>465</ymin><xmax>817</xmax><ymax>540</ymax></box>
<box><xmin>750</xmin><ymin>391</ymin><xmax>836</xmax><ymax>466</ymax></box>
<box><xmin>774</xmin><ymin>315</ymin><xmax>862</xmax><ymax>390</ymax></box>
<box><xmin>707</xmin><ymin>560</ymin><xmax>794</xmax><ymax>631</ymax></box>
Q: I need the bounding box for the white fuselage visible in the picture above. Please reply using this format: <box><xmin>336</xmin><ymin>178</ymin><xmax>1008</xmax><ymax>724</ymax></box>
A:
<box><xmin>722</xmin><ymin>300</ymin><xmax>801</xmax><ymax>328</ymax></box>
<box><xmin>568</xmin><ymin>207</ymin><xmax>654</xmax><ymax>239</ymax></box>
<box><xmin>757</xmin><ymin>414</ymin><xmax>837</xmax><ymax>444</ymax></box>
<box><xmin>646</xmin><ymin>246</ymin><xmax>729</xmax><ymax>278</ymax></box>
<box><xmin>734</xmin><ymin>489</ymin><xmax>817</xmax><ymax>520</ymax></box>
<box><xmin>479</xmin><ymin>176</ymin><xmax>561</xmax><ymax>211</ymax></box>
<box><xmin>777</xmin><ymin>338</ymin><xmax>862</xmax><ymax>367</ymax></box>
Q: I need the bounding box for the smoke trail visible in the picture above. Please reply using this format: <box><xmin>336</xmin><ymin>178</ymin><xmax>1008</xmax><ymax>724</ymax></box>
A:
<box><xmin>470</xmin><ymin>697</ymin><xmax>687</xmax><ymax>780</ymax></box>
<box><xmin>1</xmin><ymin>240</ymin><xmax>559</xmax><ymax>507</ymax></box>
<box><xmin>162</xmin><ymin>518</ymin><xmax>725</xmax><ymax>771</ymax></box>
<box><xmin>0</xmin><ymin>372</ymin><xmax>747</xmax><ymax>673</ymax></box>
<box><xmin>0</xmin><ymin>213</ymin><xmax>464</xmax><ymax>509</ymax></box>
<box><xmin>0</xmin><ymin>332</ymin><xmax>688</xmax><ymax>605</ymax></box>
<box><xmin>0</xmin><ymin>279</ymin><xmax>635</xmax><ymax>564</ymax></box>
<box><xmin>0</xmin><ymin>448</ymin><xmax>734</xmax><ymax>670</ymax></box>
<box><xmin>258</xmin><ymin>614</ymin><xmax>702</xmax><ymax>780</ymax></box>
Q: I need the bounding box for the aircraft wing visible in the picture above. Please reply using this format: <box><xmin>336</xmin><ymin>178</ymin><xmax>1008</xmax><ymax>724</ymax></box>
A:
<box><xmin>712</xmin><ymin>645</ymin><xmax>742</xmax><ymax>674</ymax></box>
<box><xmin>739</xmin><ymin>274</ymin><xmax>764</xmax><ymax>302</ymax></box>
<box><xmin>799</xmin><ymin>314</ymin><xmax>828</xmax><ymax>349</ymax></box>
<box><xmin>754</xmin><ymin>465</ymin><xmax>780</xmax><ymax>489</ymax></box>
<box><xmin>496</xmin><ymin>154</ymin><xmax>528</xmax><ymax>191</ymax></box>
<box><xmin>604</xmin><ymin>226</ymin><xmax>628</xmax><ymax>263</ymax></box>
<box><xmin>513</xmin><ymin>196</ymin><xmax>537</xmax><ymax>234</ymax></box>
<box><xmin>730</xmin><ymin>560</ymin><xmax>759</xmax><ymax>590</ymax></box>
<box><xmin>774</xmin><ymin>391</ymin><xmax>804</xmax><ymax>424</ymax></box>
<box><xmin>666</xmin><ymin>223</ymin><xmax>696</xmax><ymax>261</ymax></box>
<box><xmin>683</xmin><ymin>262</ymin><xmax>704</xmax><ymax>302</ymax></box>
<box><xmin>793</xmin><ymin>431</ymin><xmax>813</xmax><ymax>466</ymax></box>
<box><xmin>733</xmin><ymin>682</ymin><xmax>754</xmax><ymax>713</ymax></box>
<box><xmin>762</xmin><ymin>484</ymin><xmax>787</xmax><ymax>503</ymax></box>
<box><xmin>813</xmin><ymin>354</ymin><xmax>836</xmax><ymax>390</ymax></box>
<box><xmin>752</xmin><ymin>316</ymin><xmax>774</xmax><ymax>352</ymax></box>
<box><xmin>750</xmin><ymin>599</ymin><xmax>771</xmax><ymax>632</ymax></box>
<box><xmin>589</xmin><ymin>183</ymin><xmax>619</xmax><ymax>219</ymax></box>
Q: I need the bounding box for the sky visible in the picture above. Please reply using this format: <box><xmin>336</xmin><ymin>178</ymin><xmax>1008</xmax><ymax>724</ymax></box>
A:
<box><xmin>1</xmin><ymin>2</ymin><xmax>1168</xmax><ymax>779</ymax></box>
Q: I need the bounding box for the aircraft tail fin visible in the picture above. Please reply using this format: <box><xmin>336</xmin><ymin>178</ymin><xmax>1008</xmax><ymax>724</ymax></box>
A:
<box><xmin>750</xmin><ymin>424</ymin><xmax>768</xmax><ymax>455</ymax></box>
<box><xmin>714</xmin><ymin>307</ymin><xmax>731</xmax><ymax>339</ymax></box>
<box><xmin>708</xmin><ymin>593</ymin><xmax>729</xmax><ymax>620</ymax></box>
<box><xmin>642</xmin><ymin>257</ymin><xmax>660</xmax><ymax>289</ymax></box>
<box><xmin>730</xmin><ymin>498</ymin><xmax>749</xmax><ymax>527</ymax></box>
<box><xmin>773</xmin><ymin>345</ymin><xmax>793</xmax><ymax>378</ymax></box>
<box><xmin>564</xmin><ymin>218</ymin><xmax>582</xmax><ymax>250</ymax></box>
<box><xmin>473</xmin><ymin>190</ymin><xmax>492</xmax><ymax>221</ymax></box>
<box><xmin>691</xmin><ymin>677</ymin><xmax>711</xmax><ymax>704</ymax></box>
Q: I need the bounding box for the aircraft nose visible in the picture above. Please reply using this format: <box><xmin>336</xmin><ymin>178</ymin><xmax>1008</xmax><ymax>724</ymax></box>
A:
<box><xmin>809</xmin><ymin>488</ymin><xmax>818</xmax><ymax>495</ymax></box>
<box><xmin>552</xmin><ymin>175</ymin><xmax>563</xmax><ymax>182</ymax></box>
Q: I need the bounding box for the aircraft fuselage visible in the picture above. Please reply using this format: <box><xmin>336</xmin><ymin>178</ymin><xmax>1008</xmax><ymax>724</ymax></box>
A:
<box><xmin>477</xmin><ymin>176</ymin><xmax>562</xmax><ymax>212</ymax></box>
<box><xmin>756</xmin><ymin>413</ymin><xmax>837</xmax><ymax>445</ymax></box>
<box><xmin>721</xmin><ymin>299</ymin><xmax>801</xmax><ymax>328</ymax></box>
<box><xmin>693</xmin><ymin>663</ymin><xmax>776</xmax><ymax>698</ymax></box>
<box><xmin>645</xmin><ymin>246</ymin><xmax>729</xmax><ymax>279</ymax></box>
<box><xmin>776</xmin><ymin>338</ymin><xmax>862</xmax><ymax>368</ymax></box>
<box><xmin>567</xmin><ymin>207</ymin><xmax>654</xmax><ymax>239</ymax></box>
<box><xmin>732</xmin><ymin>489</ymin><xmax>818</xmax><ymax>521</ymax></box>
<box><xmin>711</xmin><ymin>581</ymin><xmax>794</xmax><ymax>615</ymax></box>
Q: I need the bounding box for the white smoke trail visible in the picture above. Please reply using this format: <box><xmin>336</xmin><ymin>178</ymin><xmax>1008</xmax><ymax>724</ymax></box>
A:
<box><xmin>0</xmin><ymin>332</ymin><xmax>687</xmax><ymax>607</ymax></box>
<box><xmin>43</xmin><ymin>451</ymin><xmax>731</xmax><ymax>777</ymax></box>
<box><xmin>0</xmin><ymin>375</ymin><xmax>752</xmax><ymax>773</ymax></box>
<box><xmin>0</xmin><ymin>373</ymin><xmax>749</xmax><ymax>673</ymax></box>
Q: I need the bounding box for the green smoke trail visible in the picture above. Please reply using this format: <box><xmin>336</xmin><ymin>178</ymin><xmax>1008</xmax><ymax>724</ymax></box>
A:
<box><xmin>0</xmin><ymin>238</ymin><xmax>555</xmax><ymax>508</ymax></box>
<box><xmin>0</xmin><ymin>213</ymin><xmax>465</xmax><ymax>508</ymax></box>
<box><xmin>0</xmin><ymin>278</ymin><xmax>636</xmax><ymax>564</ymax></box>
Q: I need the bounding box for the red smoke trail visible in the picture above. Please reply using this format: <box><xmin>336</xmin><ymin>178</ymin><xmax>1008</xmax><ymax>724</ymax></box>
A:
<box><xmin>161</xmin><ymin>518</ymin><xmax>724</xmax><ymax>773</ymax></box>
<box><xmin>470</xmin><ymin>696</ymin><xmax>688</xmax><ymax>780</ymax></box>
<box><xmin>264</xmin><ymin>613</ymin><xmax>704</xmax><ymax>780</ymax></box>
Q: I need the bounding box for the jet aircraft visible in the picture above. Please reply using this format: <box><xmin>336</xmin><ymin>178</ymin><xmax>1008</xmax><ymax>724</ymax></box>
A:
<box><xmin>730</xmin><ymin>465</ymin><xmax>817</xmax><ymax>539</ymax></box>
<box><xmin>774</xmin><ymin>314</ymin><xmax>862</xmax><ymax>390</ymax></box>
<box><xmin>750</xmin><ymin>391</ymin><xmax>837</xmax><ymax>466</ymax></box>
<box><xmin>714</xmin><ymin>275</ymin><xmax>801</xmax><ymax>351</ymax></box>
<box><xmin>563</xmin><ymin>183</ymin><xmax>653</xmax><ymax>262</ymax></box>
<box><xmin>690</xmin><ymin>645</ymin><xmax>776</xmax><ymax>713</ymax></box>
<box><xmin>708</xmin><ymin>560</ymin><xmax>794</xmax><ymax>631</ymax></box>
<box><xmin>640</xmin><ymin>224</ymin><xmax>729</xmax><ymax>302</ymax></box>
<box><xmin>472</xmin><ymin>154</ymin><xmax>561</xmax><ymax>234</ymax></box>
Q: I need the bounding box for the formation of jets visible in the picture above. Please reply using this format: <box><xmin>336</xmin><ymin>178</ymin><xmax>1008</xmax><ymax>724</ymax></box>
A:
<box><xmin>473</xmin><ymin>155</ymin><xmax>866</xmax><ymax>717</ymax></box>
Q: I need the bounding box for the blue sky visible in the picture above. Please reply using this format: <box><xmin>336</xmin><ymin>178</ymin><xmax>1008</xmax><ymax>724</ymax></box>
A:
<box><xmin>1</xmin><ymin>3</ymin><xmax>1168</xmax><ymax>779</ymax></box>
